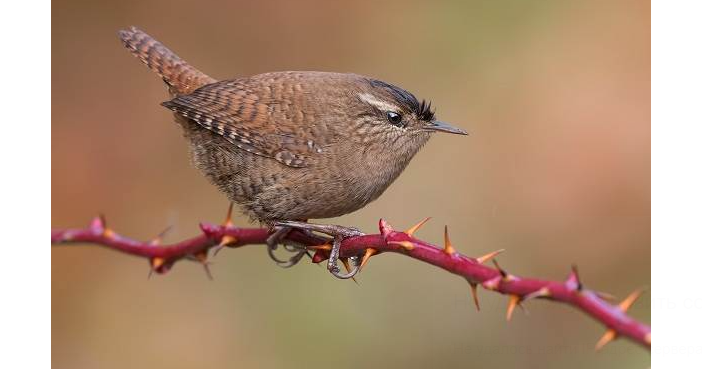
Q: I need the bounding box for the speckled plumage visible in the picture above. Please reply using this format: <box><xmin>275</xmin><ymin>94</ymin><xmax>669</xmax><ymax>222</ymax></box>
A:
<box><xmin>118</xmin><ymin>27</ymin><xmax>464</xmax><ymax>224</ymax></box>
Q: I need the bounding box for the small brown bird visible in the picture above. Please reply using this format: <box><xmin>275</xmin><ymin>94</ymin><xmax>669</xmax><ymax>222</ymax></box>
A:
<box><xmin>118</xmin><ymin>27</ymin><xmax>466</xmax><ymax>278</ymax></box>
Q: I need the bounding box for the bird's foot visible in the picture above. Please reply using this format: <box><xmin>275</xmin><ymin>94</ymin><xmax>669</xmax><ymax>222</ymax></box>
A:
<box><xmin>273</xmin><ymin>221</ymin><xmax>364</xmax><ymax>279</ymax></box>
<box><xmin>266</xmin><ymin>226</ymin><xmax>307</xmax><ymax>268</ymax></box>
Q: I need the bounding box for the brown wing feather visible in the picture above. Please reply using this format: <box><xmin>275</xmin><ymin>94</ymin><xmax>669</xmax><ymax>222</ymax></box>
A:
<box><xmin>161</xmin><ymin>77</ymin><xmax>319</xmax><ymax>168</ymax></box>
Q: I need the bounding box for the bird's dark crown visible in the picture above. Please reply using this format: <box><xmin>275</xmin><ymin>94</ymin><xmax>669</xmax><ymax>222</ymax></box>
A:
<box><xmin>367</xmin><ymin>79</ymin><xmax>435</xmax><ymax>122</ymax></box>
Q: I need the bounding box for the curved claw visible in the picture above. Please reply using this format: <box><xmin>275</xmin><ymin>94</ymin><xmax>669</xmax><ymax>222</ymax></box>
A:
<box><xmin>328</xmin><ymin>256</ymin><xmax>360</xmax><ymax>279</ymax></box>
<box><xmin>270</xmin><ymin>221</ymin><xmax>365</xmax><ymax>279</ymax></box>
<box><xmin>267</xmin><ymin>246</ymin><xmax>306</xmax><ymax>268</ymax></box>
<box><xmin>266</xmin><ymin>225</ymin><xmax>306</xmax><ymax>268</ymax></box>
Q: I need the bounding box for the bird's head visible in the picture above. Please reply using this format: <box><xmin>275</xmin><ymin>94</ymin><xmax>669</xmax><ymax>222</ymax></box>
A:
<box><xmin>350</xmin><ymin>78</ymin><xmax>467</xmax><ymax>156</ymax></box>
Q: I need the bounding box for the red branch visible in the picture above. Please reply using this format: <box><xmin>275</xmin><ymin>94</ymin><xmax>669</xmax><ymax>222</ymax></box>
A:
<box><xmin>51</xmin><ymin>215</ymin><xmax>650</xmax><ymax>351</ymax></box>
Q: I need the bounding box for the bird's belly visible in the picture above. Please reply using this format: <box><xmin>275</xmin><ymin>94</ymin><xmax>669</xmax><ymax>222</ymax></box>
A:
<box><xmin>180</xmin><ymin>118</ymin><xmax>408</xmax><ymax>223</ymax></box>
<box><xmin>278</xmin><ymin>162</ymin><xmax>400</xmax><ymax>220</ymax></box>
<box><xmin>253</xmin><ymin>148</ymin><xmax>409</xmax><ymax>222</ymax></box>
<box><xmin>252</xmin><ymin>172</ymin><xmax>386</xmax><ymax>222</ymax></box>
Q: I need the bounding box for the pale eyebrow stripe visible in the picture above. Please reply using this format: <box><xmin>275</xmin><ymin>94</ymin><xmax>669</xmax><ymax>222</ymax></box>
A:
<box><xmin>357</xmin><ymin>92</ymin><xmax>401</xmax><ymax>112</ymax></box>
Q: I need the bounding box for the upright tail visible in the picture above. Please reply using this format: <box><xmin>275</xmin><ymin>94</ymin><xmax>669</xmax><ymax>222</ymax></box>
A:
<box><xmin>118</xmin><ymin>26</ymin><xmax>216</xmax><ymax>96</ymax></box>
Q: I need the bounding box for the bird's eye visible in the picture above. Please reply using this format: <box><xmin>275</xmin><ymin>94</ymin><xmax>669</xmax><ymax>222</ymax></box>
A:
<box><xmin>386</xmin><ymin>111</ymin><xmax>404</xmax><ymax>127</ymax></box>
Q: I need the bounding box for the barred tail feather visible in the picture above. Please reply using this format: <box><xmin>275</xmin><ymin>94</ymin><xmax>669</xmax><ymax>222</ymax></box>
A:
<box><xmin>118</xmin><ymin>26</ymin><xmax>216</xmax><ymax>95</ymax></box>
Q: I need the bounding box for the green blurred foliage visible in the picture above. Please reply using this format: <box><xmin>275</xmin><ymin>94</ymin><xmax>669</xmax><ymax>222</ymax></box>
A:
<box><xmin>52</xmin><ymin>0</ymin><xmax>650</xmax><ymax>368</ymax></box>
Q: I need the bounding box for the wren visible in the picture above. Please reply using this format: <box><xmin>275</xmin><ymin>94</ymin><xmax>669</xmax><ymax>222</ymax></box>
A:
<box><xmin>118</xmin><ymin>27</ymin><xmax>466</xmax><ymax>278</ymax></box>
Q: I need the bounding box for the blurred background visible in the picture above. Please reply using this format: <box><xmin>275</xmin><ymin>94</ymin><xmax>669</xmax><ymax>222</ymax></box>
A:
<box><xmin>52</xmin><ymin>0</ymin><xmax>650</xmax><ymax>368</ymax></box>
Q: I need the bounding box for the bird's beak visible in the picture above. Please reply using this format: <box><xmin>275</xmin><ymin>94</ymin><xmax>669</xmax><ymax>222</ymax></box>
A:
<box><xmin>425</xmin><ymin>121</ymin><xmax>468</xmax><ymax>135</ymax></box>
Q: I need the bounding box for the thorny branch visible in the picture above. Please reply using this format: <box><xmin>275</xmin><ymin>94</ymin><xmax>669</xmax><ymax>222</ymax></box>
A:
<box><xmin>51</xmin><ymin>208</ymin><xmax>651</xmax><ymax>351</ymax></box>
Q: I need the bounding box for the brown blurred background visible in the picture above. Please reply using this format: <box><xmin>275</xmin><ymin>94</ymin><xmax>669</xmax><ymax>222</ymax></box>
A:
<box><xmin>52</xmin><ymin>0</ymin><xmax>650</xmax><ymax>368</ymax></box>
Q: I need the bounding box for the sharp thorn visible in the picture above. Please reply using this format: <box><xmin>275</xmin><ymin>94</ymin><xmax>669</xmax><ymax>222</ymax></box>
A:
<box><xmin>149</xmin><ymin>257</ymin><xmax>166</xmax><ymax>278</ymax></box>
<box><xmin>469</xmin><ymin>282</ymin><xmax>480</xmax><ymax>311</ymax></box>
<box><xmin>203</xmin><ymin>262</ymin><xmax>213</xmax><ymax>281</ymax></box>
<box><xmin>150</xmin><ymin>225</ymin><xmax>173</xmax><ymax>245</ymax></box>
<box><xmin>405</xmin><ymin>217</ymin><xmax>431</xmax><ymax>237</ymax></box>
<box><xmin>506</xmin><ymin>294</ymin><xmax>520</xmax><ymax>321</ymax></box>
<box><xmin>98</xmin><ymin>214</ymin><xmax>115</xmax><ymax>239</ymax></box>
<box><xmin>212</xmin><ymin>235</ymin><xmax>237</xmax><ymax>256</ymax></box>
<box><xmin>211</xmin><ymin>244</ymin><xmax>225</xmax><ymax>256</ymax></box>
<box><xmin>492</xmin><ymin>259</ymin><xmax>507</xmax><ymax>278</ymax></box>
<box><xmin>595</xmin><ymin>329</ymin><xmax>617</xmax><ymax>351</ymax></box>
<box><xmin>190</xmin><ymin>251</ymin><xmax>213</xmax><ymax>280</ymax></box>
<box><xmin>360</xmin><ymin>248</ymin><xmax>377</xmax><ymax>270</ymax></box>
<box><xmin>223</xmin><ymin>202</ymin><xmax>234</xmax><ymax>227</ymax></box>
<box><xmin>595</xmin><ymin>291</ymin><xmax>617</xmax><ymax>302</ymax></box>
<box><xmin>211</xmin><ymin>234</ymin><xmax>237</xmax><ymax>256</ymax></box>
<box><xmin>477</xmin><ymin>249</ymin><xmax>505</xmax><ymax>264</ymax></box>
<box><xmin>566</xmin><ymin>264</ymin><xmax>583</xmax><ymax>291</ymax></box>
<box><xmin>443</xmin><ymin>226</ymin><xmax>456</xmax><ymax>255</ymax></box>
<box><xmin>618</xmin><ymin>288</ymin><xmax>645</xmax><ymax>312</ymax></box>
<box><xmin>157</xmin><ymin>225</ymin><xmax>173</xmax><ymax>239</ymax></box>
<box><xmin>219</xmin><ymin>235</ymin><xmax>237</xmax><ymax>248</ymax></box>
<box><xmin>341</xmin><ymin>257</ymin><xmax>352</xmax><ymax>273</ymax></box>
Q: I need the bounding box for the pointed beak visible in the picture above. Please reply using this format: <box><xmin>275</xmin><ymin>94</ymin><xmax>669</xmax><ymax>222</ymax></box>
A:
<box><xmin>426</xmin><ymin>121</ymin><xmax>468</xmax><ymax>135</ymax></box>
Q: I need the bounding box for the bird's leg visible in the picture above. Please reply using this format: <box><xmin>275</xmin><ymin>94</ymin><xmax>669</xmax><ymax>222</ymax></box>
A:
<box><xmin>273</xmin><ymin>221</ymin><xmax>363</xmax><ymax>279</ymax></box>
<box><xmin>266</xmin><ymin>226</ymin><xmax>306</xmax><ymax>268</ymax></box>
